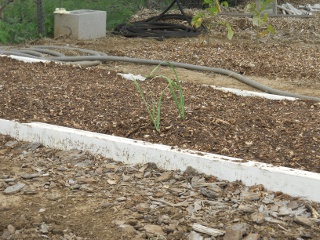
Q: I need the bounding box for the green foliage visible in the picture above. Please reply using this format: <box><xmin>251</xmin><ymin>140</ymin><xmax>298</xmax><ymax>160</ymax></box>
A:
<box><xmin>245</xmin><ymin>0</ymin><xmax>275</xmax><ymax>47</ymax></box>
<box><xmin>0</xmin><ymin>21</ymin><xmax>10</xmax><ymax>43</ymax></box>
<box><xmin>134</xmin><ymin>79</ymin><xmax>164</xmax><ymax>132</ymax></box>
<box><xmin>191</xmin><ymin>0</ymin><xmax>234</xmax><ymax>40</ymax></box>
<box><xmin>0</xmin><ymin>0</ymin><xmax>147</xmax><ymax>43</ymax></box>
<box><xmin>134</xmin><ymin>63</ymin><xmax>185</xmax><ymax>132</ymax></box>
<box><xmin>150</xmin><ymin>62</ymin><xmax>185</xmax><ymax>120</ymax></box>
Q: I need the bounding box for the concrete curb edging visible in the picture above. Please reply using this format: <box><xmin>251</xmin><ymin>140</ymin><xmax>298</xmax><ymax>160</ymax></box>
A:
<box><xmin>1</xmin><ymin>118</ymin><xmax>319</xmax><ymax>203</ymax></box>
<box><xmin>210</xmin><ymin>86</ymin><xmax>297</xmax><ymax>100</ymax></box>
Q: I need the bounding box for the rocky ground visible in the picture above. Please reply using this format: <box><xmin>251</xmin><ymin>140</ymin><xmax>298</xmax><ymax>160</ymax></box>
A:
<box><xmin>1</xmin><ymin>135</ymin><xmax>320</xmax><ymax>239</ymax></box>
<box><xmin>1</xmin><ymin>1</ymin><xmax>320</xmax><ymax>239</ymax></box>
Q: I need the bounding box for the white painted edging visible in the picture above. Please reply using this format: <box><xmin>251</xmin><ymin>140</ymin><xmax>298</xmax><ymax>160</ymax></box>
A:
<box><xmin>1</xmin><ymin>118</ymin><xmax>319</xmax><ymax>203</ymax></box>
<box><xmin>0</xmin><ymin>55</ymin><xmax>49</xmax><ymax>63</ymax></box>
<box><xmin>211</xmin><ymin>86</ymin><xmax>297</xmax><ymax>100</ymax></box>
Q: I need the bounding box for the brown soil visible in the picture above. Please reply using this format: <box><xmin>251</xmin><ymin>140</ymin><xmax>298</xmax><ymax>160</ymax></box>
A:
<box><xmin>1</xmin><ymin>5</ymin><xmax>320</xmax><ymax>239</ymax></box>
<box><xmin>1</xmin><ymin>135</ymin><xmax>319</xmax><ymax>240</ymax></box>
<box><xmin>0</xmin><ymin>54</ymin><xmax>320</xmax><ymax>172</ymax></box>
<box><xmin>1</xmin><ymin>19</ymin><xmax>320</xmax><ymax>172</ymax></box>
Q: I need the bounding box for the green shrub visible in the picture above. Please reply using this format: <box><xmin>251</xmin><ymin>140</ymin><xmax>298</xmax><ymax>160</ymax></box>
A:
<box><xmin>0</xmin><ymin>0</ymin><xmax>148</xmax><ymax>43</ymax></box>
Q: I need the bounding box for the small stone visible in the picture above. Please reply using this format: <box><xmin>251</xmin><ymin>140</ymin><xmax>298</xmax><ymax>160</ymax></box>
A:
<box><xmin>3</xmin><ymin>182</ymin><xmax>25</xmax><ymax>194</ymax></box>
<box><xmin>136</xmin><ymin>203</ymin><xmax>150</xmax><ymax>213</ymax></box>
<box><xmin>118</xmin><ymin>224</ymin><xmax>137</xmax><ymax>235</ymax></box>
<box><xmin>187</xmin><ymin>231</ymin><xmax>204</xmax><ymax>240</ymax></box>
<box><xmin>287</xmin><ymin>201</ymin><xmax>299</xmax><ymax>210</ymax></box>
<box><xmin>15</xmin><ymin>215</ymin><xmax>30</xmax><ymax>229</ymax></box>
<box><xmin>5</xmin><ymin>140</ymin><xmax>18</xmax><ymax>147</ymax></box>
<box><xmin>251</xmin><ymin>212</ymin><xmax>265</xmax><ymax>224</ymax></box>
<box><xmin>224</xmin><ymin>229</ymin><xmax>242</xmax><ymax>240</ymax></box>
<box><xmin>264</xmin><ymin>217</ymin><xmax>286</xmax><ymax>225</ymax></box>
<box><xmin>156</xmin><ymin>171</ymin><xmax>172</xmax><ymax>182</ymax></box>
<box><xmin>23</xmin><ymin>187</ymin><xmax>38</xmax><ymax>195</ymax></box>
<box><xmin>200</xmin><ymin>188</ymin><xmax>219</xmax><ymax>199</ymax></box>
<box><xmin>70</xmin><ymin>184</ymin><xmax>81</xmax><ymax>190</ymax></box>
<box><xmin>39</xmin><ymin>208</ymin><xmax>46</xmax><ymax>213</ymax></box>
<box><xmin>248</xmin><ymin>63</ymin><xmax>255</xmax><ymax>68</ymax></box>
<box><xmin>157</xmin><ymin>214</ymin><xmax>171</xmax><ymax>225</ymax></box>
<box><xmin>117</xmin><ymin>197</ymin><xmax>127</xmax><ymax>202</ymax></box>
<box><xmin>84</xmin><ymin>177</ymin><xmax>97</xmax><ymax>184</ymax></box>
<box><xmin>122</xmin><ymin>175</ymin><xmax>132</xmax><ymax>182</ymax></box>
<box><xmin>125</xmin><ymin>219</ymin><xmax>138</xmax><ymax>226</ymax></box>
<box><xmin>21</xmin><ymin>173</ymin><xmax>39</xmax><ymax>179</ymax></box>
<box><xmin>57</xmin><ymin>166</ymin><xmax>67</xmax><ymax>171</ymax></box>
<box><xmin>184</xmin><ymin>166</ymin><xmax>199</xmax><ymax>177</ymax></box>
<box><xmin>270</xmin><ymin>204</ymin><xmax>279</xmax><ymax>212</ymax></box>
<box><xmin>7</xmin><ymin>224</ymin><xmax>16</xmax><ymax>234</ymax></box>
<box><xmin>163</xmin><ymin>223</ymin><xmax>177</xmax><ymax>234</ymax></box>
<box><xmin>68</xmin><ymin>179</ymin><xmax>76</xmax><ymax>185</ymax></box>
<box><xmin>1</xmin><ymin>229</ymin><xmax>11</xmax><ymax>239</ymax></box>
<box><xmin>278</xmin><ymin>205</ymin><xmax>293</xmax><ymax>216</ymax></box>
<box><xmin>107</xmin><ymin>179</ymin><xmax>117</xmax><ymax>185</ymax></box>
<box><xmin>299</xmin><ymin>230</ymin><xmax>312</xmax><ymax>239</ymax></box>
<box><xmin>3</xmin><ymin>178</ymin><xmax>16</xmax><ymax>183</ymax></box>
<box><xmin>52</xmin><ymin>225</ymin><xmax>64</xmax><ymax>235</ymax></box>
<box><xmin>240</xmin><ymin>192</ymin><xmax>260</xmax><ymax>201</ymax></box>
<box><xmin>95</xmin><ymin>167</ymin><xmax>104</xmax><ymax>175</ymax></box>
<box><xmin>147</xmin><ymin>162</ymin><xmax>158</xmax><ymax>169</ymax></box>
<box><xmin>238</xmin><ymin>204</ymin><xmax>255</xmax><ymax>213</ymax></box>
<box><xmin>294</xmin><ymin>216</ymin><xmax>313</xmax><ymax>227</ymax></box>
<box><xmin>101</xmin><ymin>202</ymin><xmax>113</xmax><ymax>209</ymax></box>
<box><xmin>144</xmin><ymin>224</ymin><xmax>165</xmax><ymax>237</ymax></box>
<box><xmin>134</xmin><ymin>172</ymin><xmax>144</xmax><ymax>179</ymax></box>
<box><xmin>46</xmin><ymin>192</ymin><xmax>62</xmax><ymax>201</ymax></box>
<box><xmin>244</xmin><ymin>233</ymin><xmax>260</xmax><ymax>240</ymax></box>
<box><xmin>224</xmin><ymin>223</ymin><xmax>249</xmax><ymax>240</ymax></box>
<box><xmin>40</xmin><ymin>222</ymin><xmax>49</xmax><ymax>234</ymax></box>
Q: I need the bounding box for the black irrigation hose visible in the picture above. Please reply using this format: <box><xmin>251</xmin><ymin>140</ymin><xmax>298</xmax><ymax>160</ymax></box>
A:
<box><xmin>113</xmin><ymin>14</ymin><xmax>202</xmax><ymax>39</ymax></box>
<box><xmin>113</xmin><ymin>0</ymin><xmax>204</xmax><ymax>39</ymax></box>
<box><xmin>0</xmin><ymin>45</ymin><xmax>319</xmax><ymax>101</ymax></box>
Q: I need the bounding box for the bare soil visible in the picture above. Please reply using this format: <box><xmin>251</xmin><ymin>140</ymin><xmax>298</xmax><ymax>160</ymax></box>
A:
<box><xmin>1</xmin><ymin>4</ymin><xmax>320</xmax><ymax>239</ymax></box>
<box><xmin>1</xmin><ymin>16</ymin><xmax>320</xmax><ymax>172</ymax></box>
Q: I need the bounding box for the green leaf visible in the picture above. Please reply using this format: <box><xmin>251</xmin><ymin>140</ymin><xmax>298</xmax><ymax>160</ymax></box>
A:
<box><xmin>212</xmin><ymin>5</ymin><xmax>219</xmax><ymax>15</ymax></box>
<box><xmin>244</xmin><ymin>3</ymin><xmax>254</xmax><ymax>12</ymax></box>
<box><xmin>267</xmin><ymin>24</ymin><xmax>275</xmax><ymax>34</ymax></box>
<box><xmin>259</xmin><ymin>29</ymin><xmax>269</xmax><ymax>37</ymax></box>
<box><xmin>221</xmin><ymin>1</ymin><xmax>228</xmax><ymax>7</ymax></box>
<box><xmin>155</xmin><ymin>92</ymin><xmax>163</xmax><ymax>131</ymax></box>
<box><xmin>191</xmin><ymin>16</ymin><xmax>203</xmax><ymax>28</ymax></box>
<box><xmin>226</xmin><ymin>23</ymin><xmax>234</xmax><ymax>40</ymax></box>
<box><xmin>252</xmin><ymin>15</ymin><xmax>260</xmax><ymax>26</ymax></box>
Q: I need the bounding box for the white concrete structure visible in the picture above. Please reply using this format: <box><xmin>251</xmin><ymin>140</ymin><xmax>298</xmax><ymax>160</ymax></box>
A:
<box><xmin>0</xmin><ymin>119</ymin><xmax>319</xmax><ymax>203</ymax></box>
<box><xmin>54</xmin><ymin>9</ymin><xmax>106</xmax><ymax>40</ymax></box>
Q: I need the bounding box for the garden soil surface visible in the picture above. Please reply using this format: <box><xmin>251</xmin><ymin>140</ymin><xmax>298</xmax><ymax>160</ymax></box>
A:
<box><xmin>0</xmin><ymin>3</ymin><xmax>320</xmax><ymax>240</ymax></box>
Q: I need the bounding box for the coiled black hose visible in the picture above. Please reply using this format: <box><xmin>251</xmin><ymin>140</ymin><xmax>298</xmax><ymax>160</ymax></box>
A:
<box><xmin>113</xmin><ymin>0</ymin><xmax>204</xmax><ymax>39</ymax></box>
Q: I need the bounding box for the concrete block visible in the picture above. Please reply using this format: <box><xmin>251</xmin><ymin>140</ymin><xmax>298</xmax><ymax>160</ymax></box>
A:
<box><xmin>54</xmin><ymin>9</ymin><xmax>106</xmax><ymax>40</ymax></box>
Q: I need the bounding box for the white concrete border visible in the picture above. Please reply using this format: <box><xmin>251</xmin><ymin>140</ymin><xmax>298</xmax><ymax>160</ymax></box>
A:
<box><xmin>0</xmin><ymin>118</ymin><xmax>319</xmax><ymax>202</ymax></box>
<box><xmin>210</xmin><ymin>86</ymin><xmax>297</xmax><ymax>100</ymax></box>
<box><xmin>0</xmin><ymin>55</ymin><xmax>49</xmax><ymax>63</ymax></box>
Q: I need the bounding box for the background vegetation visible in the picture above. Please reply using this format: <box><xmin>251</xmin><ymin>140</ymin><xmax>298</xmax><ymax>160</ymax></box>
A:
<box><xmin>0</xmin><ymin>0</ymin><xmax>173</xmax><ymax>43</ymax></box>
<box><xmin>0</xmin><ymin>0</ymin><xmax>243</xmax><ymax>44</ymax></box>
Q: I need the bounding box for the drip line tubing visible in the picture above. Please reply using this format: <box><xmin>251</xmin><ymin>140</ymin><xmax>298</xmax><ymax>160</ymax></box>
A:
<box><xmin>0</xmin><ymin>45</ymin><xmax>319</xmax><ymax>101</ymax></box>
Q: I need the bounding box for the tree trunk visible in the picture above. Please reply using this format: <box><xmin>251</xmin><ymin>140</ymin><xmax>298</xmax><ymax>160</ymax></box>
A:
<box><xmin>0</xmin><ymin>0</ymin><xmax>15</xmax><ymax>19</ymax></box>
<box><xmin>36</xmin><ymin>0</ymin><xmax>43</xmax><ymax>34</ymax></box>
